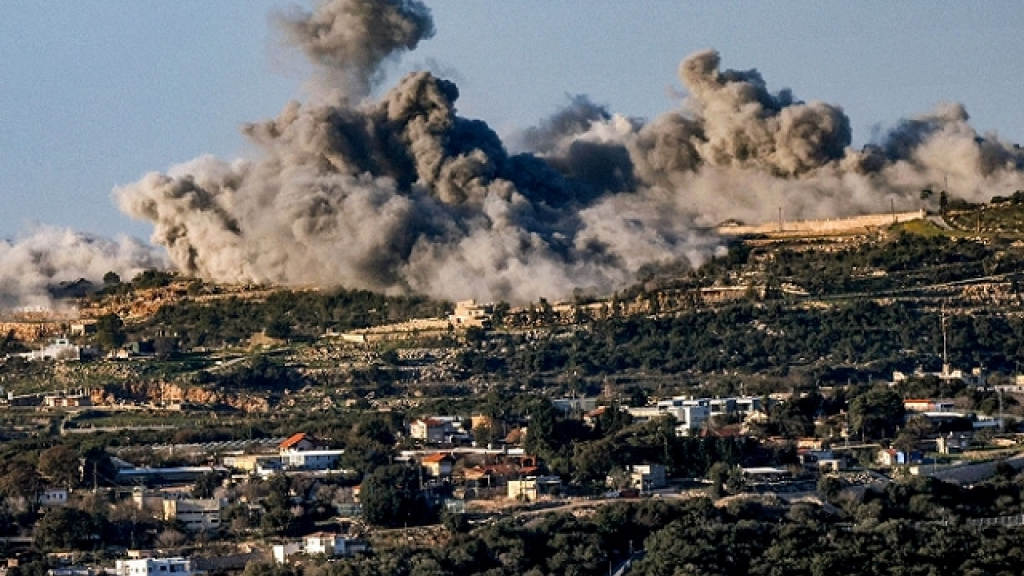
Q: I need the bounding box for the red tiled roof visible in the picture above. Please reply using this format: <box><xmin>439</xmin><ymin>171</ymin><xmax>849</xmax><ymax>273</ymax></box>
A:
<box><xmin>421</xmin><ymin>453</ymin><xmax>453</xmax><ymax>463</ymax></box>
<box><xmin>280</xmin><ymin>432</ymin><xmax>313</xmax><ymax>449</ymax></box>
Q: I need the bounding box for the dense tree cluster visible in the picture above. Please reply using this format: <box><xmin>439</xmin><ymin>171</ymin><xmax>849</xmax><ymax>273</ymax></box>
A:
<box><xmin>241</xmin><ymin>477</ymin><xmax>1024</xmax><ymax>576</ymax></box>
<box><xmin>136</xmin><ymin>287</ymin><xmax>447</xmax><ymax>349</ymax></box>
<box><xmin>490</xmin><ymin>300</ymin><xmax>1024</xmax><ymax>378</ymax></box>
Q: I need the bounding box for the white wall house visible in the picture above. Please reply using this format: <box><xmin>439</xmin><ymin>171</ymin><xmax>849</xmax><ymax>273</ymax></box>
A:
<box><xmin>410</xmin><ymin>417</ymin><xmax>466</xmax><ymax>443</ymax></box>
<box><xmin>114</xmin><ymin>558</ymin><xmax>193</xmax><ymax>576</ymax></box>
<box><xmin>22</xmin><ymin>338</ymin><xmax>81</xmax><ymax>362</ymax></box>
<box><xmin>38</xmin><ymin>488</ymin><xmax>69</xmax><ymax>507</ymax></box>
<box><xmin>273</xmin><ymin>533</ymin><xmax>367</xmax><ymax>563</ymax></box>
<box><xmin>282</xmin><ymin>449</ymin><xmax>344</xmax><ymax>471</ymax></box>
<box><xmin>628</xmin><ymin>396</ymin><xmax>766</xmax><ymax>436</ymax></box>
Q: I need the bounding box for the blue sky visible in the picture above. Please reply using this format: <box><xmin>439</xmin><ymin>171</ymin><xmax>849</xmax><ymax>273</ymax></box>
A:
<box><xmin>2</xmin><ymin>1</ymin><xmax>1022</xmax><ymax>241</ymax></box>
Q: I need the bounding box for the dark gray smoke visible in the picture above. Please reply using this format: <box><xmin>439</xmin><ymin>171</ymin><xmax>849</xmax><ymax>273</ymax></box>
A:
<box><xmin>115</xmin><ymin>2</ymin><xmax>1024</xmax><ymax>303</ymax></box>
<box><xmin>275</xmin><ymin>0</ymin><xmax>434</xmax><ymax>100</ymax></box>
<box><xmin>535</xmin><ymin>49</ymin><xmax>1024</xmax><ymax>228</ymax></box>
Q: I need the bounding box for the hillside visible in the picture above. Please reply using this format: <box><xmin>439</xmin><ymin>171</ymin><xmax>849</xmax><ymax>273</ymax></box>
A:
<box><xmin>4</xmin><ymin>201</ymin><xmax>1024</xmax><ymax>414</ymax></box>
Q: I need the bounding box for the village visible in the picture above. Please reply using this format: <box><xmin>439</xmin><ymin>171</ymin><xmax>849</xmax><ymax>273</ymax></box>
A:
<box><xmin>3</xmin><ymin>354</ymin><xmax>1024</xmax><ymax>576</ymax></box>
<box><xmin>4</xmin><ymin>204</ymin><xmax>1024</xmax><ymax>575</ymax></box>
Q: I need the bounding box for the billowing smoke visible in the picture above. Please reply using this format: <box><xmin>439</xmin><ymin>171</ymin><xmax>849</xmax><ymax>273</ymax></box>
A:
<box><xmin>115</xmin><ymin>1</ymin><xmax>1024</xmax><ymax>303</ymax></box>
<box><xmin>0</xmin><ymin>227</ymin><xmax>167</xmax><ymax>311</ymax></box>
<box><xmin>538</xmin><ymin>49</ymin><xmax>1024</xmax><ymax>229</ymax></box>
<box><xmin>274</xmin><ymin>0</ymin><xmax>434</xmax><ymax>100</ymax></box>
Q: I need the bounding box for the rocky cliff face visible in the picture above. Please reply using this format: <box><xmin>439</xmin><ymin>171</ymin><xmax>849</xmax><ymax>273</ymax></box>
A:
<box><xmin>95</xmin><ymin>381</ymin><xmax>271</xmax><ymax>412</ymax></box>
<box><xmin>0</xmin><ymin>321</ymin><xmax>66</xmax><ymax>342</ymax></box>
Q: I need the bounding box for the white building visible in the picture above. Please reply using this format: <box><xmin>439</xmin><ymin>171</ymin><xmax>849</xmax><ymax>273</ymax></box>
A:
<box><xmin>275</xmin><ymin>432</ymin><xmax>345</xmax><ymax>471</ymax></box>
<box><xmin>628</xmin><ymin>399</ymin><xmax>710</xmax><ymax>436</ymax></box>
<box><xmin>281</xmin><ymin>449</ymin><xmax>345</xmax><ymax>471</ymax></box>
<box><xmin>551</xmin><ymin>397</ymin><xmax>598</xmax><ymax>415</ymax></box>
<box><xmin>410</xmin><ymin>417</ymin><xmax>466</xmax><ymax>443</ymax></box>
<box><xmin>628</xmin><ymin>464</ymin><xmax>667</xmax><ymax>491</ymax></box>
<box><xmin>114</xmin><ymin>558</ymin><xmax>193</xmax><ymax>576</ymax></box>
<box><xmin>21</xmin><ymin>338</ymin><xmax>81</xmax><ymax>362</ymax></box>
<box><xmin>273</xmin><ymin>533</ymin><xmax>368</xmax><ymax>563</ymax></box>
<box><xmin>628</xmin><ymin>396</ymin><xmax>765</xmax><ymax>436</ymax></box>
<box><xmin>893</xmin><ymin>366</ymin><xmax>983</xmax><ymax>387</ymax></box>
<box><xmin>507</xmin><ymin>476</ymin><xmax>561</xmax><ymax>502</ymax></box>
<box><xmin>448</xmin><ymin>300</ymin><xmax>492</xmax><ymax>328</ymax></box>
<box><xmin>38</xmin><ymin>488</ymin><xmax>69</xmax><ymax>507</ymax></box>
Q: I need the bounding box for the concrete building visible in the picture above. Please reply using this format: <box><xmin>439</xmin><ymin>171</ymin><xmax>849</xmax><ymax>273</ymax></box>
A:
<box><xmin>507</xmin><ymin>476</ymin><xmax>561</xmax><ymax>502</ymax></box>
<box><xmin>551</xmin><ymin>397</ymin><xmax>598</xmax><ymax>415</ymax></box>
<box><xmin>22</xmin><ymin>338</ymin><xmax>81</xmax><ymax>362</ymax></box>
<box><xmin>628</xmin><ymin>395</ymin><xmax>766</xmax><ymax>436</ymax></box>
<box><xmin>628</xmin><ymin>464</ymin><xmax>667</xmax><ymax>491</ymax></box>
<box><xmin>279</xmin><ymin>432</ymin><xmax>321</xmax><ymax>452</ymax></box>
<box><xmin>904</xmin><ymin>399</ymin><xmax>956</xmax><ymax>413</ymax></box>
<box><xmin>38</xmin><ymin>488</ymin><xmax>69</xmax><ymax>507</ymax></box>
<box><xmin>271</xmin><ymin>432</ymin><xmax>345</xmax><ymax>471</ymax></box>
<box><xmin>281</xmin><ymin>449</ymin><xmax>344</xmax><ymax>471</ymax></box>
<box><xmin>877</xmin><ymin>449</ymin><xmax>922</xmax><ymax>467</ymax></box>
<box><xmin>163</xmin><ymin>498</ymin><xmax>223</xmax><ymax>532</ymax></box>
<box><xmin>628</xmin><ymin>400</ymin><xmax>710</xmax><ymax>436</ymax></box>
<box><xmin>893</xmin><ymin>366</ymin><xmax>983</xmax><ymax>387</ymax></box>
<box><xmin>421</xmin><ymin>453</ymin><xmax>455</xmax><ymax>478</ymax></box>
<box><xmin>114</xmin><ymin>558</ymin><xmax>193</xmax><ymax>576</ymax></box>
<box><xmin>448</xmin><ymin>300</ymin><xmax>492</xmax><ymax>329</ymax></box>
<box><xmin>69</xmin><ymin>322</ymin><xmax>96</xmax><ymax>337</ymax></box>
<box><xmin>115</xmin><ymin>466</ymin><xmax>225</xmax><ymax>485</ymax></box>
<box><xmin>410</xmin><ymin>417</ymin><xmax>467</xmax><ymax>443</ymax></box>
<box><xmin>303</xmin><ymin>533</ymin><xmax>367</xmax><ymax>556</ymax></box>
<box><xmin>42</xmin><ymin>391</ymin><xmax>92</xmax><ymax>409</ymax></box>
<box><xmin>221</xmin><ymin>453</ymin><xmax>283</xmax><ymax>474</ymax></box>
<box><xmin>273</xmin><ymin>533</ymin><xmax>368</xmax><ymax>563</ymax></box>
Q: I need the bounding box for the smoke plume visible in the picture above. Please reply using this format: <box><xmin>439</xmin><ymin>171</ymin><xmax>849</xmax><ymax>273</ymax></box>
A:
<box><xmin>0</xmin><ymin>227</ymin><xmax>167</xmax><ymax>311</ymax></box>
<box><xmin>114</xmin><ymin>1</ymin><xmax>1024</xmax><ymax>303</ymax></box>
<box><xmin>274</xmin><ymin>0</ymin><xmax>434</xmax><ymax>100</ymax></box>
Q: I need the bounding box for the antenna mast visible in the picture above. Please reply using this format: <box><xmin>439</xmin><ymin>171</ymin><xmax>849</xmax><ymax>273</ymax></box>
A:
<box><xmin>941</xmin><ymin>303</ymin><xmax>949</xmax><ymax>375</ymax></box>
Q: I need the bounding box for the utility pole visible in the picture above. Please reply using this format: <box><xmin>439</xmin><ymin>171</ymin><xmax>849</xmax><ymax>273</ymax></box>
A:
<box><xmin>941</xmin><ymin>303</ymin><xmax>949</xmax><ymax>376</ymax></box>
<box><xmin>996</xmin><ymin>386</ymin><xmax>1004</xmax><ymax>433</ymax></box>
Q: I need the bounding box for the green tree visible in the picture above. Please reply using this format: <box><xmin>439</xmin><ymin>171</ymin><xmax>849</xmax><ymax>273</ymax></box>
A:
<box><xmin>264</xmin><ymin>316</ymin><xmax>292</xmax><ymax>340</ymax></box>
<box><xmin>94</xmin><ymin>313</ymin><xmax>127</xmax><ymax>350</ymax></box>
<box><xmin>0</xmin><ymin>462</ymin><xmax>44</xmax><ymax>506</ymax></box>
<box><xmin>80</xmin><ymin>446</ymin><xmax>118</xmax><ymax>488</ymax></box>
<box><xmin>33</xmin><ymin>508</ymin><xmax>105</xmax><ymax>551</ymax></box>
<box><xmin>37</xmin><ymin>445</ymin><xmax>81</xmax><ymax>489</ymax></box>
<box><xmin>893</xmin><ymin>414</ymin><xmax>932</xmax><ymax>455</ymax></box>
<box><xmin>707</xmin><ymin>462</ymin><xmax>734</xmax><ymax>500</ymax></box>
<box><xmin>192</xmin><ymin>471</ymin><xmax>221</xmax><ymax>499</ymax></box>
<box><xmin>850</xmin><ymin>386</ymin><xmax>905</xmax><ymax>440</ymax></box>
<box><xmin>817</xmin><ymin>476</ymin><xmax>843</xmax><ymax>503</ymax></box>
<box><xmin>260</xmin><ymin>473</ymin><xmax>297</xmax><ymax>536</ymax></box>
<box><xmin>361</xmin><ymin>464</ymin><xmax>433</xmax><ymax>528</ymax></box>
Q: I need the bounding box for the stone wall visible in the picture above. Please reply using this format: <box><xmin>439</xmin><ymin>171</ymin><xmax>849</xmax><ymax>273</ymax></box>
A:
<box><xmin>717</xmin><ymin>210</ymin><xmax>926</xmax><ymax>236</ymax></box>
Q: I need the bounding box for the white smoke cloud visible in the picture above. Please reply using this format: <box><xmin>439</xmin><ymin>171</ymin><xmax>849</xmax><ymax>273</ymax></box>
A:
<box><xmin>0</xmin><ymin>226</ymin><xmax>168</xmax><ymax>310</ymax></box>
<box><xmin>111</xmin><ymin>1</ymin><xmax>1024</xmax><ymax>304</ymax></box>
